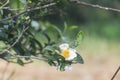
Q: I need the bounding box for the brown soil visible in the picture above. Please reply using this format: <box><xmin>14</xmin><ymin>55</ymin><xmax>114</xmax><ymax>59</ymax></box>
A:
<box><xmin>0</xmin><ymin>55</ymin><xmax>119</xmax><ymax>80</ymax></box>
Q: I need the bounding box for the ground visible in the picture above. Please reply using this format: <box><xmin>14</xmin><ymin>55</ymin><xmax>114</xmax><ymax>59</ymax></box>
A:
<box><xmin>0</xmin><ymin>37</ymin><xmax>120</xmax><ymax>80</ymax></box>
<box><xmin>0</xmin><ymin>54</ymin><xmax>119</xmax><ymax>80</ymax></box>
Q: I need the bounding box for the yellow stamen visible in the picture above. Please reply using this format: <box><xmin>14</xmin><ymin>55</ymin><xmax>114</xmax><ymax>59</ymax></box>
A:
<box><xmin>61</xmin><ymin>49</ymin><xmax>69</xmax><ymax>58</ymax></box>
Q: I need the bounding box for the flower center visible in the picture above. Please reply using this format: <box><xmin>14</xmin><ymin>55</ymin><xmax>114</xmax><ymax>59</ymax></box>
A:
<box><xmin>61</xmin><ymin>49</ymin><xmax>69</xmax><ymax>58</ymax></box>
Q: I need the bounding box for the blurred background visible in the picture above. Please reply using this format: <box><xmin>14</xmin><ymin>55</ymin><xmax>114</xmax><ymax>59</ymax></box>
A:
<box><xmin>0</xmin><ymin>0</ymin><xmax>120</xmax><ymax>80</ymax></box>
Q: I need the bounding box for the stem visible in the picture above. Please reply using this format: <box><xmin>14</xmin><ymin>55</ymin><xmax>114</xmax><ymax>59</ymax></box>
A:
<box><xmin>70</xmin><ymin>0</ymin><xmax>120</xmax><ymax>12</ymax></box>
<box><xmin>12</xmin><ymin>55</ymin><xmax>48</xmax><ymax>61</ymax></box>
<box><xmin>0</xmin><ymin>2</ymin><xmax>56</xmax><ymax>22</ymax></box>
<box><xmin>111</xmin><ymin>66</ymin><xmax>120</xmax><ymax>80</ymax></box>
<box><xmin>0</xmin><ymin>0</ymin><xmax>9</xmax><ymax>9</ymax></box>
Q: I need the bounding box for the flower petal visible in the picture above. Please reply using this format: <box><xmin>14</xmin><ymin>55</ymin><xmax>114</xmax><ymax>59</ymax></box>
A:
<box><xmin>66</xmin><ymin>48</ymin><xmax>77</xmax><ymax>60</ymax></box>
<box><xmin>59</xmin><ymin>43</ymin><xmax>69</xmax><ymax>50</ymax></box>
<box><xmin>69</xmin><ymin>48</ymin><xmax>76</xmax><ymax>53</ymax></box>
<box><xmin>65</xmin><ymin>65</ymin><xmax>72</xmax><ymax>70</ymax></box>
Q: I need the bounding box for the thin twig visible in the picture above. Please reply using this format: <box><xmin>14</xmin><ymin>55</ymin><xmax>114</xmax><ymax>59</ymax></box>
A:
<box><xmin>7</xmin><ymin>60</ymin><xmax>34</xmax><ymax>64</ymax></box>
<box><xmin>0</xmin><ymin>26</ymin><xmax>29</xmax><ymax>54</ymax></box>
<box><xmin>70</xmin><ymin>0</ymin><xmax>120</xmax><ymax>13</ymax></box>
<box><xmin>0</xmin><ymin>2</ymin><xmax>56</xmax><ymax>22</ymax></box>
<box><xmin>0</xmin><ymin>0</ymin><xmax>9</xmax><ymax>9</ymax></box>
<box><xmin>1</xmin><ymin>7</ymin><xmax>25</xmax><ymax>11</ymax></box>
<box><xmin>1</xmin><ymin>1</ymin><xmax>120</xmax><ymax>22</ymax></box>
<box><xmin>111</xmin><ymin>66</ymin><xmax>120</xmax><ymax>80</ymax></box>
<box><xmin>12</xmin><ymin>55</ymin><xmax>48</xmax><ymax>61</ymax></box>
<box><xmin>7</xmin><ymin>26</ymin><xmax>29</xmax><ymax>50</ymax></box>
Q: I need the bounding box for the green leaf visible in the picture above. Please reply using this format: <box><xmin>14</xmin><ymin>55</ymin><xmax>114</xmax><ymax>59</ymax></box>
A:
<box><xmin>76</xmin><ymin>31</ymin><xmax>84</xmax><ymax>42</ymax></box>
<box><xmin>44</xmin><ymin>46</ymin><xmax>54</xmax><ymax>52</ymax></box>
<box><xmin>44</xmin><ymin>54</ymin><xmax>56</xmax><ymax>61</ymax></box>
<box><xmin>72</xmin><ymin>31</ymin><xmax>84</xmax><ymax>47</ymax></box>
<box><xmin>69</xmin><ymin>25</ymin><xmax>78</xmax><ymax>30</ymax></box>
<box><xmin>0</xmin><ymin>51</ymin><xmax>11</xmax><ymax>60</ymax></box>
<box><xmin>19</xmin><ymin>0</ymin><xmax>26</xmax><ymax>4</ymax></box>
<box><xmin>17</xmin><ymin>58</ymin><xmax>24</xmax><ymax>66</ymax></box>
<box><xmin>0</xmin><ymin>9</ymin><xmax>3</xmax><ymax>15</ymax></box>
<box><xmin>43</xmin><ymin>22</ymin><xmax>63</xmax><ymax>41</ymax></box>
<box><xmin>13</xmin><ymin>44</ymin><xmax>25</xmax><ymax>55</ymax></box>
<box><xmin>42</xmin><ymin>33</ymin><xmax>51</xmax><ymax>43</ymax></box>
<box><xmin>51</xmin><ymin>25</ymin><xmax>62</xmax><ymax>38</ymax></box>
<box><xmin>34</xmin><ymin>32</ymin><xmax>48</xmax><ymax>46</ymax></box>
<box><xmin>54</xmin><ymin>53</ymin><xmax>65</xmax><ymax>60</ymax></box>
<box><xmin>0</xmin><ymin>41</ymin><xmax>6</xmax><ymax>51</ymax></box>
<box><xmin>48</xmin><ymin>61</ymin><xmax>56</xmax><ymax>66</ymax></box>
<box><xmin>0</xmin><ymin>31</ymin><xmax>8</xmax><ymax>41</ymax></box>
<box><xmin>74</xmin><ymin>53</ymin><xmax>84</xmax><ymax>64</ymax></box>
<box><xmin>31</xmin><ymin>38</ymin><xmax>43</xmax><ymax>50</ymax></box>
<box><xmin>60</xmin><ymin>63</ymin><xmax>65</xmax><ymax>71</ymax></box>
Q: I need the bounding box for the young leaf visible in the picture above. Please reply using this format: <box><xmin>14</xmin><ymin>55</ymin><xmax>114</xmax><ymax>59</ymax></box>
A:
<box><xmin>76</xmin><ymin>31</ymin><xmax>84</xmax><ymax>43</ymax></box>
<box><xmin>72</xmin><ymin>31</ymin><xmax>84</xmax><ymax>47</ymax></box>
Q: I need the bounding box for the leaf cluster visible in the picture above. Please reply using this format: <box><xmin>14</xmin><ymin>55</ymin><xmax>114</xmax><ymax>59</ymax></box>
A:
<box><xmin>0</xmin><ymin>0</ymin><xmax>84</xmax><ymax>71</ymax></box>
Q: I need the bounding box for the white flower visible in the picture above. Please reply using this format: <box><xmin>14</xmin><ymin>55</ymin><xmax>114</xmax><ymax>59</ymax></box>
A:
<box><xmin>59</xmin><ymin>43</ymin><xmax>69</xmax><ymax>50</ymax></box>
<box><xmin>59</xmin><ymin>43</ymin><xmax>77</xmax><ymax>60</ymax></box>
<box><xmin>65</xmin><ymin>65</ymin><xmax>72</xmax><ymax>70</ymax></box>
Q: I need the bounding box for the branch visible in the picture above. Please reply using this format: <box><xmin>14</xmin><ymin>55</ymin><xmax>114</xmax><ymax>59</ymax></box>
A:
<box><xmin>111</xmin><ymin>66</ymin><xmax>120</xmax><ymax>80</ymax></box>
<box><xmin>7</xmin><ymin>55</ymin><xmax>48</xmax><ymax>62</ymax></box>
<box><xmin>1</xmin><ymin>1</ymin><xmax>120</xmax><ymax>22</ymax></box>
<box><xmin>0</xmin><ymin>2</ymin><xmax>56</xmax><ymax>22</ymax></box>
<box><xmin>1</xmin><ymin>7</ymin><xmax>25</xmax><ymax>11</ymax></box>
<box><xmin>0</xmin><ymin>0</ymin><xmax>9</xmax><ymax>9</ymax></box>
<box><xmin>70</xmin><ymin>0</ymin><xmax>120</xmax><ymax>13</ymax></box>
<box><xmin>12</xmin><ymin>55</ymin><xmax>48</xmax><ymax>61</ymax></box>
<box><xmin>7</xmin><ymin>26</ymin><xmax>29</xmax><ymax>50</ymax></box>
<box><xmin>7</xmin><ymin>60</ymin><xmax>33</xmax><ymax>64</ymax></box>
<box><xmin>0</xmin><ymin>26</ymin><xmax>29</xmax><ymax>54</ymax></box>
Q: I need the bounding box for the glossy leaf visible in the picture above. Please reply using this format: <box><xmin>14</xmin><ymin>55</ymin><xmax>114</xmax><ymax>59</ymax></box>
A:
<box><xmin>74</xmin><ymin>53</ymin><xmax>84</xmax><ymax>64</ymax></box>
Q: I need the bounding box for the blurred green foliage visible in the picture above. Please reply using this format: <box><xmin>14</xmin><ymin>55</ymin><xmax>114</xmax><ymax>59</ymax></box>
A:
<box><xmin>42</xmin><ymin>0</ymin><xmax>120</xmax><ymax>41</ymax></box>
